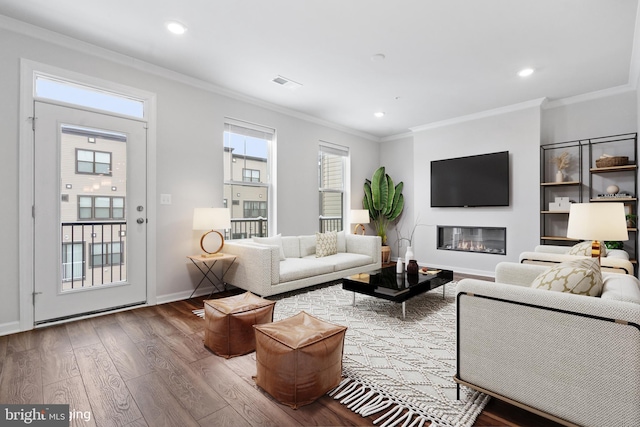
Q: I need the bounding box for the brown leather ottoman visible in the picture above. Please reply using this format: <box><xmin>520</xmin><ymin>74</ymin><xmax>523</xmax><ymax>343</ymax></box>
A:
<box><xmin>253</xmin><ymin>311</ymin><xmax>347</xmax><ymax>408</ymax></box>
<box><xmin>203</xmin><ymin>292</ymin><xmax>275</xmax><ymax>358</ymax></box>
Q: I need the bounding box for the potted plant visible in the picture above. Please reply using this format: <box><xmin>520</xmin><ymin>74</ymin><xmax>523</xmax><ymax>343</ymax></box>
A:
<box><xmin>626</xmin><ymin>214</ymin><xmax>637</xmax><ymax>228</ymax></box>
<box><xmin>363</xmin><ymin>167</ymin><xmax>404</xmax><ymax>250</ymax></box>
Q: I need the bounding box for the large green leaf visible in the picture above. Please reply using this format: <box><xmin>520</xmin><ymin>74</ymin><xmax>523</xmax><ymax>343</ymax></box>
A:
<box><xmin>388</xmin><ymin>194</ymin><xmax>404</xmax><ymax>221</ymax></box>
<box><xmin>371</xmin><ymin>167</ymin><xmax>386</xmax><ymax>211</ymax></box>
<box><xmin>363</xmin><ymin>182</ymin><xmax>376</xmax><ymax>219</ymax></box>
<box><xmin>384</xmin><ymin>174</ymin><xmax>395</xmax><ymax>216</ymax></box>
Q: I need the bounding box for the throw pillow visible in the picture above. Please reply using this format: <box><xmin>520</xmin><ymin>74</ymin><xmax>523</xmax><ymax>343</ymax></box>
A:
<box><xmin>316</xmin><ymin>231</ymin><xmax>338</xmax><ymax>258</ymax></box>
<box><xmin>530</xmin><ymin>258</ymin><xmax>604</xmax><ymax>297</ymax></box>
<box><xmin>567</xmin><ymin>241</ymin><xmax>607</xmax><ymax>257</ymax></box>
<box><xmin>253</xmin><ymin>234</ymin><xmax>286</xmax><ymax>261</ymax></box>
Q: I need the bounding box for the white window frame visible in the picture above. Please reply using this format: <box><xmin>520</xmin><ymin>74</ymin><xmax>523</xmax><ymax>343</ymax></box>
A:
<box><xmin>319</xmin><ymin>141</ymin><xmax>349</xmax><ymax>232</ymax></box>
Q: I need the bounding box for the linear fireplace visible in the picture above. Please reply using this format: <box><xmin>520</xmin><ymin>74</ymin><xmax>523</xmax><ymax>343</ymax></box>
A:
<box><xmin>437</xmin><ymin>226</ymin><xmax>506</xmax><ymax>255</ymax></box>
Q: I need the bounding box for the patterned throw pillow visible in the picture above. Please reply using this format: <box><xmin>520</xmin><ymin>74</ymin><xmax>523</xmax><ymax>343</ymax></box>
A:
<box><xmin>567</xmin><ymin>241</ymin><xmax>607</xmax><ymax>257</ymax></box>
<box><xmin>530</xmin><ymin>258</ymin><xmax>603</xmax><ymax>297</ymax></box>
<box><xmin>316</xmin><ymin>231</ymin><xmax>338</xmax><ymax>258</ymax></box>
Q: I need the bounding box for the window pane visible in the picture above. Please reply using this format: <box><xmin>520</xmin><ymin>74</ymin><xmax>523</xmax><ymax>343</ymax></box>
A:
<box><xmin>36</xmin><ymin>76</ymin><xmax>144</xmax><ymax>118</ymax></box>
<box><xmin>79</xmin><ymin>207</ymin><xmax>92</xmax><ymax>219</ymax></box>
<box><xmin>95</xmin><ymin>152</ymin><xmax>111</xmax><ymax>163</ymax></box>
<box><xmin>77</xmin><ymin>161</ymin><xmax>94</xmax><ymax>173</ymax></box>
<box><xmin>112</xmin><ymin>198</ymin><xmax>124</xmax><ymax>208</ymax></box>
<box><xmin>77</xmin><ymin>150</ymin><xmax>94</xmax><ymax>161</ymax></box>
<box><xmin>94</xmin><ymin>163</ymin><xmax>110</xmax><ymax>174</ymax></box>
<box><xmin>79</xmin><ymin>197</ymin><xmax>92</xmax><ymax>207</ymax></box>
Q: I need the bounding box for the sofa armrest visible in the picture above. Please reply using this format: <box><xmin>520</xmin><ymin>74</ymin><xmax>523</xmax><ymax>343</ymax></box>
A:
<box><xmin>519</xmin><ymin>251</ymin><xmax>634</xmax><ymax>275</ymax></box>
<box><xmin>345</xmin><ymin>234</ymin><xmax>381</xmax><ymax>265</ymax></box>
<box><xmin>456</xmin><ymin>279</ymin><xmax>640</xmax><ymax>427</ymax></box>
<box><xmin>223</xmin><ymin>241</ymin><xmax>280</xmax><ymax>295</ymax></box>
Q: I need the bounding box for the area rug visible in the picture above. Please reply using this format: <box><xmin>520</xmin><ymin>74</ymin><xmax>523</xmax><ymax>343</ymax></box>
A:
<box><xmin>194</xmin><ymin>282</ymin><xmax>489</xmax><ymax>427</ymax></box>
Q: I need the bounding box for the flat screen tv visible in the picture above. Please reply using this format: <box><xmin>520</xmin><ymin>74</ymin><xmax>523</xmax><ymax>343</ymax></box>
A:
<box><xmin>430</xmin><ymin>151</ymin><xmax>510</xmax><ymax>207</ymax></box>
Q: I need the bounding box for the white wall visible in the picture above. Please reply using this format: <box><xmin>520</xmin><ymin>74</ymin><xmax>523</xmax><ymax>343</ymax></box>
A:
<box><xmin>0</xmin><ymin>24</ymin><xmax>379</xmax><ymax>332</ymax></box>
<box><xmin>410</xmin><ymin>107</ymin><xmax>542</xmax><ymax>276</ymax></box>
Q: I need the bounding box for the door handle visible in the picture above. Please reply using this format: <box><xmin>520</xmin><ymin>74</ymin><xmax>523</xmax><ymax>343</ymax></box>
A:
<box><xmin>137</xmin><ymin>218</ymin><xmax>145</xmax><ymax>224</ymax></box>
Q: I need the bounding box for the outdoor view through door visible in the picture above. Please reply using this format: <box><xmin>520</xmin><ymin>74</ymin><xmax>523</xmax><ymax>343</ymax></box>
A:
<box><xmin>32</xmin><ymin>75</ymin><xmax>148</xmax><ymax>324</ymax></box>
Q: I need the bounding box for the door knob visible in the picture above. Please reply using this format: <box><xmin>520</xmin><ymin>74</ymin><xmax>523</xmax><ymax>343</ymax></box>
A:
<box><xmin>137</xmin><ymin>218</ymin><xmax>145</xmax><ymax>224</ymax></box>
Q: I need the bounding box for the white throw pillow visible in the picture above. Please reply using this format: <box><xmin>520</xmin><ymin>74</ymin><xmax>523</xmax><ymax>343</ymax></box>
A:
<box><xmin>253</xmin><ymin>234</ymin><xmax>286</xmax><ymax>260</ymax></box>
<box><xmin>337</xmin><ymin>230</ymin><xmax>346</xmax><ymax>253</ymax></box>
<box><xmin>530</xmin><ymin>258</ymin><xmax>603</xmax><ymax>297</ymax></box>
<box><xmin>316</xmin><ymin>231</ymin><xmax>338</xmax><ymax>258</ymax></box>
<box><xmin>567</xmin><ymin>241</ymin><xmax>607</xmax><ymax>257</ymax></box>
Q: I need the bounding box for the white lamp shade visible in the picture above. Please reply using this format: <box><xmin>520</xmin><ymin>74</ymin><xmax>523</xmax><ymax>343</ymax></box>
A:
<box><xmin>351</xmin><ymin>209</ymin><xmax>370</xmax><ymax>224</ymax></box>
<box><xmin>567</xmin><ymin>203</ymin><xmax>628</xmax><ymax>241</ymax></box>
<box><xmin>193</xmin><ymin>208</ymin><xmax>231</xmax><ymax>231</ymax></box>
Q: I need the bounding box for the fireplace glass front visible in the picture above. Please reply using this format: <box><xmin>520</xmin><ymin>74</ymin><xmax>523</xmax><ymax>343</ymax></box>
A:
<box><xmin>437</xmin><ymin>226</ymin><xmax>506</xmax><ymax>255</ymax></box>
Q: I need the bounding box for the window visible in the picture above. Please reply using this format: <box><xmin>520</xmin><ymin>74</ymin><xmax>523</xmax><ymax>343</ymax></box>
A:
<box><xmin>76</xmin><ymin>149</ymin><xmax>112</xmax><ymax>175</ymax></box>
<box><xmin>244</xmin><ymin>201</ymin><xmax>267</xmax><ymax>218</ymax></box>
<box><xmin>62</xmin><ymin>242</ymin><xmax>85</xmax><ymax>281</ymax></box>
<box><xmin>90</xmin><ymin>242</ymin><xmax>123</xmax><ymax>267</ymax></box>
<box><xmin>242</xmin><ymin>168</ymin><xmax>260</xmax><ymax>182</ymax></box>
<box><xmin>78</xmin><ymin>196</ymin><xmax>125</xmax><ymax>220</ymax></box>
<box><xmin>223</xmin><ymin>119</ymin><xmax>274</xmax><ymax>238</ymax></box>
<box><xmin>319</xmin><ymin>142</ymin><xmax>348</xmax><ymax>232</ymax></box>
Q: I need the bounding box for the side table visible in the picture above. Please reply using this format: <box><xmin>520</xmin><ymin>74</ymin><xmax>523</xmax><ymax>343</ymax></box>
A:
<box><xmin>187</xmin><ymin>254</ymin><xmax>237</xmax><ymax>299</ymax></box>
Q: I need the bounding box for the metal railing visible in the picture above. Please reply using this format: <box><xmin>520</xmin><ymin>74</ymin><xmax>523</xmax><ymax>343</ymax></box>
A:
<box><xmin>319</xmin><ymin>216</ymin><xmax>342</xmax><ymax>233</ymax></box>
<box><xmin>227</xmin><ymin>217</ymin><xmax>268</xmax><ymax>239</ymax></box>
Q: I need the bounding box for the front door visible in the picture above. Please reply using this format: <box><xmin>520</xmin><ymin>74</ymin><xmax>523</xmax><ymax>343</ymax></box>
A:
<box><xmin>33</xmin><ymin>101</ymin><xmax>147</xmax><ymax>323</ymax></box>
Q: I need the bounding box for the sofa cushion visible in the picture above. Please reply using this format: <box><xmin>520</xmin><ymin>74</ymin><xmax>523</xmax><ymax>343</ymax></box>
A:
<box><xmin>253</xmin><ymin>234</ymin><xmax>286</xmax><ymax>260</ymax></box>
<box><xmin>567</xmin><ymin>241</ymin><xmax>607</xmax><ymax>257</ymax></box>
<box><xmin>306</xmin><ymin>252</ymin><xmax>373</xmax><ymax>270</ymax></box>
<box><xmin>316</xmin><ymin>231</ymin><xmax>338</xmax><ymax>257</ymax></box>
<box><xmin>279</xmin><ymin>258</ymin><xmax>334</xmax><ymax>282</ymax></box>
<box><xmin>299</xmin><ymin>235</ymin><xmax>316</xmax><ymax>257</ymax></box>
<box><xmin>530</xmin><ymin>258</ymin><xmax>603</xmax><ymax>297</ymax></box>
<box><xmin>282</xmin><ymin>236</ymin><xmax>301</xmax><ymax>258</ymax></box>
<box><xmin>337</xmin><ymin>230</ymin><xmax>346</xmax><ymax>253</ymax></box>
<box><xmin>601</xmin><ymin>274</ymin><xmax>640</xmax><ymax>304</ymax></box>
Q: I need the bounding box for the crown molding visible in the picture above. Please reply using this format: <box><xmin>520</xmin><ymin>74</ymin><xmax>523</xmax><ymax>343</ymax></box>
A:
<box><xmin>0</xmin><ymin>14</ymin><xmax>380</xmax><ymax>142</ymax></box>
<box><xmin>628</xmin><ymin>2</ymin><xmax>640</xmax><ymax>89</ymax></box>
<box><xmin>379</xmin><ymin>131</ymin><xmax>413</xmax><ymax>143</ymax></box>
<box><xmin>543</xmin><ymin>84</ymin><xmax>635</xmax><ymax>109</ymax></box>
<box><xmin>410</xmin><ymin>98</ymin><xmax>547</xmax><ymax>133</ymax></box>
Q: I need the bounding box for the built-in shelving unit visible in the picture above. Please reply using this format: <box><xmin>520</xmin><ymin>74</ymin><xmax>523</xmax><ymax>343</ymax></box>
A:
<box><xmin>541</xmin><ymin>133</ymin><xmax>638</xmax><ymax>276</ymax></box>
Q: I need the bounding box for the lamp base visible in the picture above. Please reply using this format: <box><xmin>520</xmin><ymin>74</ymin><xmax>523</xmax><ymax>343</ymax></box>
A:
<box><xmin>200</xmin><ymin>252</ymin><xmax>224</xmax><ymax>258</ymax></box>
<box><xmin>353</xmin><ymin>224</ymin><xmax>365</xmax><ymax>235</ymax></box>
<box><xmin>591</xmin><ymin>240</ymin><xmax>602</xmax><ymax>264</ymax></box>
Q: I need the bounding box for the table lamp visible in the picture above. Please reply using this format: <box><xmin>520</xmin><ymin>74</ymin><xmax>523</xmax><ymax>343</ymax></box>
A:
<box><xmin>193</xmin><ymin>208</ymin><xmax>231</xmax><ymax>257</ymax></box>
<box><xmin>351</xmin><ymin>209</ymin><xmax>370</xmax><ymax>235</ymax></box>
<box><xmin>567</xmin><ymin>203</ymin><xmax>628</xmax><ymax>263</ymax></box>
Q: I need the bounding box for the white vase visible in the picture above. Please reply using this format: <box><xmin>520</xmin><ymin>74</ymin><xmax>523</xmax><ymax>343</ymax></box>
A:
<box><xmin>396</xmin><ymin>258</ymin><xmax>404</xmax><ymax>274</ymax></box>
<box><xmin>555</xmin><ymin>170</ymin><xmax>563</xmax><ymax>183</ymax></box>
<box><xmin>405</xmin><ymin>246</ymin><xmax>414</xmax><ymax>267</ymax></box>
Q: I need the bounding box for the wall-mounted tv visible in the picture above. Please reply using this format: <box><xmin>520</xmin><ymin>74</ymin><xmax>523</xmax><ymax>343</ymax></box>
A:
<box><xmin>430</xmin><ymin>151</ymin><xmax>510</xmax><ymax>207</ymax></box>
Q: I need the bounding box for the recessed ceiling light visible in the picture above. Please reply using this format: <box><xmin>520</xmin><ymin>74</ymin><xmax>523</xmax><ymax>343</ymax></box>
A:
<box><xmin>272</xmin><ymin>75</ymin><xmax>303</xmax><ymax>90</ymax></box>
<box><xmin>374</xmin><ymin>112</ymin><xmax>385</xmax><ymax>118</ymax></box>
<box><xmin>166</xmin><ymin>21</ymin><xmax>187</xmax><ymax>35</ymax></box>
<box><xmin>518</xmin><ymin>68</ymin><xmax>534</xmax><ymax>77</ymax></box>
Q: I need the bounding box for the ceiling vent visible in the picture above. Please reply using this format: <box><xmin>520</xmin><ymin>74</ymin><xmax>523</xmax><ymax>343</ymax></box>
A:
<box><xmin>272</xmin><ymin>75</ymin><xmax>302</xmax><ymax>89</ymax></box>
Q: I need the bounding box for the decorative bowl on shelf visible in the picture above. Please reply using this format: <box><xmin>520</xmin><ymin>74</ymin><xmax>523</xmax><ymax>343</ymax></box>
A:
<box><xmin>595</xmin><ymin>156</ymin><xmax>628</xmax><ymax>168</ymax></box>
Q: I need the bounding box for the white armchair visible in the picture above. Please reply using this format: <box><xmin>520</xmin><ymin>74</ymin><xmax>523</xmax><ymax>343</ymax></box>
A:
<box><xmin>455</xmin><ymin>262</ymin><xmax>640</xmax><ymax>427</ymax></box>
<box><xmin>519</xmin><ymin>243</ymin><xmax>634</xmax><ymax>275</ymax></box>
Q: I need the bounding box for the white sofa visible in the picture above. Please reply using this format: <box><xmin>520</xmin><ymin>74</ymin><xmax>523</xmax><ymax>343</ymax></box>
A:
<box><xmin>222</xmin><ymin>232</ymin><xmax>381</xmax><ymax>297</ymax></box>
<box><xmin>519</xmin><ymin>243</ymin><xmax>634</xmax><ymax>275</ymax></box>
<box><xmin>455</xmin><ymin>262</ymin><xmax>640</xmax><ymax>427</ymax></box>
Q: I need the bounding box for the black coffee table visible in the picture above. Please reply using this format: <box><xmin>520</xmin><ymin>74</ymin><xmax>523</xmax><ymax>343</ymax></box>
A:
<box><xmin>342</xmin><ymin>265</ymin><xmax>454</xmax><ymax>318</ymax></box>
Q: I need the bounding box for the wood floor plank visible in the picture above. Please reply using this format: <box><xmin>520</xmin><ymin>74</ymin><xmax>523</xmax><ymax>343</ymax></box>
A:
<box><xmin>74</xmin><ymin>342</ymin><xmax>142</xmax><ymax>427</ymax></box>
<box><xmin>198</xmin><ymin>405</ymin><xmax>252</xmax><ymax>427</ymax></box>
<box><xmin>136</xmin><ymin>338</ymin><xmax>226</xmax><ymax>420</ymax></box>
<box><xmin>115</xmin><ymin>310</ymin><xmax>158</xmax><ymax>343</ymax></box>
<box><xmin>39</xmin><ymin>325</ymin><xmax>80</xmax><ymax>385</ymax></box>
<box><xmin>154</xmin><ymin>303</ymin><xmax>204</xmax><ymax>335</ymax></box>
<box><xmin>94</xmin><ymin>323</ymin><xmax>153</xmax><ymax>381</ymax></box>
<box><xmin>191</xmin><ymin>355</ymin><xmax>299</xmax><ymax>427</ymax></box>
<box><xmin>0</xmin><ymin>349</ymin><xmax>43</xmax><ymax>404</ymax></box>
<box><xmin>43</xmin><ymin>375</ymin><xmax>97</xmax><ymax>427</ymax></box>
<box><xmin>66</xmin><ymin>320</ymin><xmax>101</xmax><ymax>349</ymax></box>
<box><xmin>123</xmin><ymin>419</ymin><xmax>149</xmax><ymax>427</ymax></box>
<box><xmin>159</xmin><ymin>331</ymin><xmax>211</xmax><ymax>363</ymax></box>
<box><xmin>6</xmin><ymin>329</ymin><xmax>43</xmax><ymax>354</ymax></box>
<box><xmin>127</xmin><ymin>372</ymin><xmax>200</xmax><ymax>427</ymax></box>
<box><xmin>139</xmin><ymin>312</ymin><xmax>183</xmax><ymax>337</ymax></box>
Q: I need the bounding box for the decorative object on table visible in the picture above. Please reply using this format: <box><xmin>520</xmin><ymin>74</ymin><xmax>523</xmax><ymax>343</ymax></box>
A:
<box><xmin>270</xmin><ymin>283</ymin><xmax>488</xmax><ymax>427</ymax></box>
<box><xmin>595</xmin><ymin>154</ymin><xmax>628</xmax><ymax>168</ymax></box>
<box><xmin>404</xmin><ymin>245</ymin><xmax>414</xmax><ymax>267</ymax></box>
<box><xmin>548</xmin><ymin>196</ymin><xmax>571</xmax><ymax>211</ymax></box>
<box><xmin>395</xmin><ymin>257</ymin><xmax>404</xmax><ymax>274</ymax></box>
<box><xmin>406</xmin><ymin>259</ymin><xmax>419</xmax><ymax>276</ymax></box>
<box><xmin>551</xmin><ymin>151</ymin><xmax>570</xmax><ymax>182</ymax></box>
<box><xmin>193</xmin><ymin>207</ymin><xmax>231</xmax><ymax>257</ymax></box>
<box><xmin>567</xmin><ymin>203</ymin><xmax>629</xmax><ymax>263</ymax></box>
<box><xmin>626</xmin><ymin>213</ymin><xmax>637</xmax><ymax>228</ymax></box>
<box><xmin>350</xmin><ymin>209</ymin><xmax>370</xmax><ymax>235</ymax></box>
<box><xmin>606</xmin><ymin>184</ymin><xmax>620</xmax><ymax>195</ymax></box>
<box><xmin>363</xmin><ymin>166</ymin><xmax>404</xmax><ymax>246</ymax></box>
<box><xmin>604</xmin><ymin>241</ymin><xmax>624</xmax><ymax>250</ymax></box>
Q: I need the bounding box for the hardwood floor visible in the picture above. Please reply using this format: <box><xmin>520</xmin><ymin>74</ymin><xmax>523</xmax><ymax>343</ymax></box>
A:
<box><xmin>0</xmin><ymin>275</ymin><xmax>563</xmax><ymax>427</ymax></box>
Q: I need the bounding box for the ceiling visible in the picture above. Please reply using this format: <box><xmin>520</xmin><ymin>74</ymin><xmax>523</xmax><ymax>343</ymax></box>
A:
<box><xmin>1</xmin><ymin>0</ymin><xmax>639</xmax><ymax>139</ymax></box>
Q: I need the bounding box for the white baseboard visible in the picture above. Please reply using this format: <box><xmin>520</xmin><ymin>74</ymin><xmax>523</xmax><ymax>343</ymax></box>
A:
<box><xmin>156</xmin><ymin>286</ymin><xmax>217</xmax><ymax>305</ymax></box>
<box><xmin>0</xmin><ymin>321</ymin><xmax>21</xmax><ymax>337</ymax></box>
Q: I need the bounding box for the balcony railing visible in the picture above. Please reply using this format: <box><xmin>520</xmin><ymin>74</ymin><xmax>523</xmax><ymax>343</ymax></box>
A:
<box><xmin>227</xmin><ymin>217</ymin><xmax>268</xmax><ymax>239</ymax></box>
<box><xmin>61</xmin><ymin>221</ymin><xmax>127</xmax><ymax>290</ymax></box>
<box><xmin>319</xmin><ymin>216</ymin><xmax>342</xmax><ymax>233</ymax></box>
